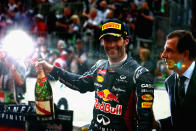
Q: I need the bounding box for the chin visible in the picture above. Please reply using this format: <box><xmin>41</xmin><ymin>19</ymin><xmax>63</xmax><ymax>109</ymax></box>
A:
<box><xmin>108</xmin><ymin>55</ymin><xmax>119</xmax><ymax>60</ymax></box>
<box><xmin>106</xmin><ymin>53</ymin><xmax>115</xmax><ymax>58</ymax></box>
<box><xmin>109</xmin><ymin>57</ymin><xmax>118</xmax><ymax>61</ymax></box>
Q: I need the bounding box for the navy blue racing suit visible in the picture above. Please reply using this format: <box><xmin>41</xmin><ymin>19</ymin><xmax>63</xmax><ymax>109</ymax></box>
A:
<box><xmin>50</xmin><ymin>56</ymin><xmax>154</xmax><ymax>131</ymax></box>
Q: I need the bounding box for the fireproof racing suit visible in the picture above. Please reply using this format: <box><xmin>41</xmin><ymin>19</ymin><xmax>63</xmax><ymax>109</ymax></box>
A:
<box><xmin>50</xmin><ymin>56</ymin><xmax>154</xmax><ymax>131</ymax></box>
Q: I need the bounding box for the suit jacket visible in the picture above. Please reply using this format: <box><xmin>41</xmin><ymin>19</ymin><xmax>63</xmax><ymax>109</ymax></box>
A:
<box><xmin>159</xmin><ymin>66</ymin><xmax>196</xmax><ymax>131</ymax></box>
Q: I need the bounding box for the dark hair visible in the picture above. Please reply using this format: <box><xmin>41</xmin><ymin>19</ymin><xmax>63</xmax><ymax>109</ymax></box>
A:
<box><xmin>167</xmin><ymin>30</ymin><xmax>196</xmax><ymax>60</ymax></box>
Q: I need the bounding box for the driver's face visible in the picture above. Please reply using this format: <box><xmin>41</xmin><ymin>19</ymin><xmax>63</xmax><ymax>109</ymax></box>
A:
<box><xmin>102</xmin><ymin>36</ymin><xmax>128</xmax><ymax>63</ymax></box>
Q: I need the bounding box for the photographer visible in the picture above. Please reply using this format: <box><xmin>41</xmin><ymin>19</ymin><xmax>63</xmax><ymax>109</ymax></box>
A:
<box><xmin>0</xmin><ymin>49</ymin><xmax>26</xmax><ymax>104</ymax></box>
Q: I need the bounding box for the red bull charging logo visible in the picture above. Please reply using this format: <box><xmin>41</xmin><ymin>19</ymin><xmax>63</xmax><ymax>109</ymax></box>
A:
<box><xmin>97</xmin><ymin>89</ymin><xmax>119</xmax><ymax>103</ymax></box>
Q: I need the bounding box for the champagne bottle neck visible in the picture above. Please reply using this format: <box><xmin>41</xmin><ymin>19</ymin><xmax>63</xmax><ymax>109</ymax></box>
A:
<box><xmin>37</xmin><ymin>70</ymin><xmax>47</xmax><ymax>82</ymax></box>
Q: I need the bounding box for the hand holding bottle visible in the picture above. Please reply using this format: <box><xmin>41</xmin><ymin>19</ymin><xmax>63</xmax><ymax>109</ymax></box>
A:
<box><xmin>35</xmin><ymin>60</ymin><xmax>54</xmax><ymax>74</ymax></box>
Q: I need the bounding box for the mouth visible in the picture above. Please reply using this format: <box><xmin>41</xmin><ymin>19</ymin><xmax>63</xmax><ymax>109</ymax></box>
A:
<box><xmin>106</xmin><ymin>48</ymin><xmax>117</xmax><ymax>55</ymax></box>
<box><xmin>108</xmin><ymin>48</ymin><xmax>116</xmax><ymax>53</ymax></box>
<box><xmin>167</xmin><ymin>59</ymin><xmax>176</xmax><ymax>68</ymax></box>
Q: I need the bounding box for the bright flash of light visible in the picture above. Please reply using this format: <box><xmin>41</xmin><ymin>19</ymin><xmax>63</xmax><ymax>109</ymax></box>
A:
<box><xmin>2</xmin><ymin>30</ymin><xmax>35</xmax><ymax>61</ymax></box>
<box><xmin>173</xmin><ymin>61</ymin><xmax>185</xmax><ymax>70</ymax></box>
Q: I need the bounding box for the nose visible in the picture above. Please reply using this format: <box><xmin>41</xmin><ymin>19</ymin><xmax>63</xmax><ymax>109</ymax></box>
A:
<box><xmin>110</xmin><ymin>42</ymin><xmax>116</xmax><ymax>47</ymax></box>
<box><xmin>161</xmin><ymin>50</ymin><xmax>167</xmax><ymax>59</ymax></box>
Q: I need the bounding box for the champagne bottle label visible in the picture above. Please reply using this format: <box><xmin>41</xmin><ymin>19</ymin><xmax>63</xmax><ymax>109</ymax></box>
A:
<box><xmin>41</xmin><ymin>77</ymin><xmax>47</xmax><ymax>82</ymax></box>
<box><xmin>35</xmin><ymin>100</ymin><xmax>51</xmax><ymax>115</ymax></box>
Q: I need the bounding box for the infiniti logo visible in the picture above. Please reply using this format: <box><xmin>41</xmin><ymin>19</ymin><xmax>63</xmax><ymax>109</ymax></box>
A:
<box><xmin>120</xmin><ymin>75</ymin><xmax>126</xmax><ymax>79</ymax></box>
<box><xmin>97</xmin><ymin>114</ymin><xmax>110</xmax><ymax>125</ymax></box>
<box><xmin>116</xmin><ymin>75</ymin><xmax>127</xmax><ymax>83</ymax></box>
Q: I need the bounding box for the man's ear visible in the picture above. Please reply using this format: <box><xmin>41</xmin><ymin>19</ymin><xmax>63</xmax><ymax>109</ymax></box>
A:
<box><xmin>125</xmin><ymin>37</ymin><xmax>129</xmax><ymax>46</ymax></box>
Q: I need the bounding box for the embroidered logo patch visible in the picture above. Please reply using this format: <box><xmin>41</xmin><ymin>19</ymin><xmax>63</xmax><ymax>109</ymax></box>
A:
<box><xmin>141</xmin><ymin>102</ymin><xmax>153</xmax><ymax>108</ymax></box>
<box><xmin>97</xmin><ymin>76</ymin><xmax>104</xmax><ymax>83</ymax></box>
<box><xmin>141</xmin><ymin>94</ymin><xmax>153</xmax><ymax>101</ymax></box>
<box><xmin>102</xmin><ymin>22</ymin><xmax>121</xmax><ymax>31</ymax></box>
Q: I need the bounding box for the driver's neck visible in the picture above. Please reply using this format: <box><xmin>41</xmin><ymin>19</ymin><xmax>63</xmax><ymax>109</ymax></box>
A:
<box><xmin>109</xmin><ymin>54</ymin><xmax>127</xmax><ymax>67</ymax></box>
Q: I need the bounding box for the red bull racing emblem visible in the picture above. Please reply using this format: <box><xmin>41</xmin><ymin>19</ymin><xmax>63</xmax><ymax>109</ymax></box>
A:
<box><xmin>95</xmin><ymin>89</ymin><xmax>122</xmax><ymax>115</ymax></box>
<box><xmin>95</xmin><ymin>98</ymin><xmax>122</xmax><ymax>115</ymax></box>
<box><xmin>97</xmin><ymin>89</ymin><xmax>119</xmax><ymax>103</ymax></box>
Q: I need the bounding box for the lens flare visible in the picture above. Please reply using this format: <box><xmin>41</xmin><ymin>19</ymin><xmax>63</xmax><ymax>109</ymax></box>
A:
<box><xmin>166</xmin><ymin>60</ymin><xmax>185</xmax><ymax>70</ymax></box>
<box><xmin>2</xmin><ymin>30</ymin><xmax>35</xmax><ymax>61</ymax></box>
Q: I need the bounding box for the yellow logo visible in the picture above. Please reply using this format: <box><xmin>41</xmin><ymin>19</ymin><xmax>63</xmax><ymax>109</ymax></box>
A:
<box><xmin>102</xmin><ymin>89</ymin><xmax>110</xmax><ymax>101</ymax></box>
<box><xmin>102</xmin><ymin>22</ymin><xmax>121</xmax><ymax>31</ymax></box>
<box><xmin>141</xmin><ymin>102</ymin><xmax>153</xmax><ymax>108</ymax></box>
<box><xmin>141</xmin><ymin>94</ymin><xmax>153</xmax><ymax>101</ymax></box>
<box><xmin>97</xmin><ymin>76</ymin><xmax>104</xmax><ymax>83</ymax></box>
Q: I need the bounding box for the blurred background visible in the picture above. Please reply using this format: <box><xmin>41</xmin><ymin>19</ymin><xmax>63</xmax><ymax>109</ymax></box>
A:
<box><xmin>0</xmin><ymin>0</ymin><xmax>195</xmax><ymax>77</ymax></box>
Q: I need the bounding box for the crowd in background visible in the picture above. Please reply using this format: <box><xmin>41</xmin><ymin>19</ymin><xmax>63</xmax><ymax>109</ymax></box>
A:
<box><xmin>0</xmin><ymin>0</ymin><xmax>190</xmax><ymax>90</ymax></box>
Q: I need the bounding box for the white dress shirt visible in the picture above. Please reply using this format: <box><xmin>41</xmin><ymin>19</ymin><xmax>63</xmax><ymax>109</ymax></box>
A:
<box><xmin>181</xmin><ymin>61</ymin><xmax>195</xmax><ymax>93</ymax></box>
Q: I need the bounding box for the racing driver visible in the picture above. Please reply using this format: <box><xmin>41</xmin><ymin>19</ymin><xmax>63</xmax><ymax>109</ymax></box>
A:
<box><xmin>36</xmin><ymin>19</ymin><xmax>155</xmax><ymax>131</ymax></box>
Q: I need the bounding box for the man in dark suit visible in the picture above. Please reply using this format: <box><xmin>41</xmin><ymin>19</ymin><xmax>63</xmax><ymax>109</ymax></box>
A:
<box><xmin>155</xmin><ymin>30</ymin><xmax>196</xmax><ymax>131</ymax></box>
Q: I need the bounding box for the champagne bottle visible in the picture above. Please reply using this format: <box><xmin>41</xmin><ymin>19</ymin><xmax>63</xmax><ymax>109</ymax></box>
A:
<box><xmin>35</xmin><ymin>64</ymin><xmax>55</xmax><ymax>121</ymax></box>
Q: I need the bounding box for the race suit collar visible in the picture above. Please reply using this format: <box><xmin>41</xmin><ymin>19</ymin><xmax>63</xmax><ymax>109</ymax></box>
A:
<box><xmin>109</xmin><ymin>54</ymin><xmax>127</xmax><ymax>67</ymax></box>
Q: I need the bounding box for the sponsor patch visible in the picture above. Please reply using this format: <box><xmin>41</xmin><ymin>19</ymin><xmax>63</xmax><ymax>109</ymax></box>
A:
<box><xmin>95</xmin><ymin>98</ymin><xmax>122</xmax><ymax>115</ymax></box>
<box><xmin>116</xmin><ymin>75</ymin><xmax>128</xmax><ymax>83</ymax></box>
<box><xmin>141</xmin><ymin>102</ymin><xmax>153</xmax><ymax>108</ymax></box>
<box><xmin>102</xmin><ymin>22</ymin><xmax>121</xmax><ymax>31</ymax></box>
<box><xmin>141</xmin><ymin>89</ymin><xmax>154</xmax><ymax>93</ymax></box>
<box><xmin>97</xmin><ymin>76</ymin><xmax>104</xmax><ymax>83</ymax></box>
<box><xmin>97</xmin><ymin>114</ymin><xmax>110</xmax><ymax>125</ymax></box>
<box><xmin>135</xmin><ymin>67</ymin><xmax>143</xmax><ymax>79</ymax></box>
<box><xmin>97</xmin><ymin>89</ymin><xmax>119</xmax><ymax>103</ymax></box>
<box><xmin>141</xmin><ymin>84</ymin><xmax>153</xmax><ymax>88</ymax></box>
<box><xmin>141</xmin><ymin>94</ymin><xmax>153</xmax><ymax>101</ymax></box>
<box><xmin>94</xmin><ymin>82</ymin><xmax>103</xmax><ymax>88</ymax></box>
<box><xmin>112</xmin><ymin>86</ymin><xmax>125</xmax><ymax>92</ymax></box>
<box><xmin>98</xmin><ymin>69</ymin><xmax>106</xmax><ymax>75</ymax></box>
<box><xmin>108</xmin><ymin>68</ymin><xmax>115</xmax><ymax>73</ymax></box>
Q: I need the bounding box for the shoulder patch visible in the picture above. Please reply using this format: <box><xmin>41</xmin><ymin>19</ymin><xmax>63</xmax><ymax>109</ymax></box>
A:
<box><xmin>79</xmin><ymin>59</ymin><xmax>108</xmax><ymax>79</ymax></box>
<box><xmin>133</xmin><ymin>66</ymin><xmax>149</xmax><ymax>84</ymax></box>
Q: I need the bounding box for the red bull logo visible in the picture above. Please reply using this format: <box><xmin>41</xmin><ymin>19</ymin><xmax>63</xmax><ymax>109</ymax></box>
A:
<box><xmin>97</xmin><ymin>89</ymin><xmax>119</xmax><ymax>103</ymax></box>
<box><xmin>95</xmin><ymin>98</ymin><xmax>122</xmax><ymax>115</ymax></box>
